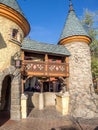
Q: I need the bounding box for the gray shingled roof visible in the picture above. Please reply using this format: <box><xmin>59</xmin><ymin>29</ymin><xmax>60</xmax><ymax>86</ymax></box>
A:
<box><xmin>0</xmin><ymin>0</ymin><xmax>24</xmax><ymax>16</ymax></box>
<box><xmin>60</xmin><ymin>10</ymin><xmax>89</xmax><ymax>40</ymax></box>
<box><xmin>21</xmin><ymin>39</ymin><xmax>70</xmax><ymax>56</ymax></box>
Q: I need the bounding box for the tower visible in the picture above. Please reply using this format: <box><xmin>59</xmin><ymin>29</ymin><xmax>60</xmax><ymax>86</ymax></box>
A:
<box><xmin>58</xmin><ymin>1</ymin><xmax>97</xmax><ymax>118</ymax></box>
<box><xmin>0</xmin><ymin>0</ymin><xmax>30</xmax><ymax>120</ymax></box>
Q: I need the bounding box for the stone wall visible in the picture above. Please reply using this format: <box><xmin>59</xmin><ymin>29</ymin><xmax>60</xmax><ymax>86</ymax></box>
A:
<box><xmin>0</xmin><ymin>15</ymin><xmax>24</xmax><ymax>120</ymax></box>
<box><xmin>64</xmin><ymin>42</ymin><xmax>98</xmax><ymax>118</ymax></box>
<box><xmin>11</xmin><ymin>71</ymin><xmax>21</xmax><ymax>120</ymax></box>
<box><xmin>0</xmin><ymin>16</ymin><xmax>24</xmax><ymax>70</ymax></box>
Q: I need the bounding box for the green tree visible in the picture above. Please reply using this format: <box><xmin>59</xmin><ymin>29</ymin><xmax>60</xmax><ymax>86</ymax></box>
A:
<box><xmin>91</xmin><ymin>57</ymin><xmax>98</xmax><ymax>78</ymax></box>
<box><xmin>82</xmin><ymin>9</ymin><xmax>98</xmax><ymax>79</ymax></box>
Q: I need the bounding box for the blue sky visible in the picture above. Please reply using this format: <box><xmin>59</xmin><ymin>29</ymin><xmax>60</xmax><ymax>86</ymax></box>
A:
<box><xmin>18</xmin><ymin>0</ymin><xmax>98</xmax><ymax>44</ymax></box>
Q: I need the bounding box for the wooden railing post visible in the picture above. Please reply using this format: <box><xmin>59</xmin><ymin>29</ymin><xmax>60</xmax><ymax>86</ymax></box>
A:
<box><xmin>45</xmin><ymin>54</ymin><xmax>48</xmax><ymax>75</ymax></box>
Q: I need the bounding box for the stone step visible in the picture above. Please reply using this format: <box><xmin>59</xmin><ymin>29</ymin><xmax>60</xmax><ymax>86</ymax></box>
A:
<box><xmin>27</xmin><ymin>106</ymin><xmax>69</xmax><ymax>120</ymax></box>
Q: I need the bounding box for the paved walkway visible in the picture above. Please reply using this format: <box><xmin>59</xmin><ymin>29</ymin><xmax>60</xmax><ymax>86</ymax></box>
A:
<box><xmin>0</xmin><ymin>107</ymin><xmax>98</xmax><ymax>130</ymax></box>
<box><xmin>0</xmin><ymin>107</ymin><xmax>72</xmax><ymax>130</ymax></box>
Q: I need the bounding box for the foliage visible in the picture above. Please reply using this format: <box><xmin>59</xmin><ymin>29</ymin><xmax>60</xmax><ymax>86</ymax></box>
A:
<box><xmin>91</xmin><ymin>57</ymin><xmax>98</xmax><ymax>78</ymax></box>
<box><xmin>82</xmin><ymin>9</ymin><xmax>98</xmax><ymax>78</ymax></box>
<box><xmin>82</xmin><ymin>9</ymin><xmax>98</xmax><ymax>38</ymax></box>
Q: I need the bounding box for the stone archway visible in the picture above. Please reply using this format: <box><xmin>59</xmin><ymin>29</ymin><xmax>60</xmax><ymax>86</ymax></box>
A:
<box><xmin>0</xmin><ymin>66</ymin><xmax>21</xmax><ymax>120</ymax></box>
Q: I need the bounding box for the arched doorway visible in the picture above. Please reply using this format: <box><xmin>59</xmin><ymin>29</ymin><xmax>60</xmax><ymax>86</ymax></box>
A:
<box><xmin>0</xmin><ymin>66</ymin><xmax>21</xmax><ymax>121</ymax></box>
<box><xmin>0</xmin><ymin>75</ymin><xmax>11</xmax><ymax>118</ymax></box>
<box><xmin>0</xmin><ymin>75</ymin><xmax>12</xmax><ymax>125</ymax></box>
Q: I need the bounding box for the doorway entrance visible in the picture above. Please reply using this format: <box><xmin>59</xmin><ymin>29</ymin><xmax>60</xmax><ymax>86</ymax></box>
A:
<box><xmin>0</xmin><ymin>75</ymin><xmax>11</xmax><ymax>118</ymax></box>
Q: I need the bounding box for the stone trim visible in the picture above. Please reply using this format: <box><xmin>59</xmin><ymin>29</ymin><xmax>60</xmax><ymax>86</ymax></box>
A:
<box><xmin>9</xmin><ymin>39</ymin><xmax>22</xmax><ymax>47</ymax></box>
<box><xmin>59</xmin><ymin>35</ymin><xmax>92</xmax><ymax>45</ymax></box>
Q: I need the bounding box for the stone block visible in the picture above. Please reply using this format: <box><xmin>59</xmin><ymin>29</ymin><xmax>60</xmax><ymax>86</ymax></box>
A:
<box><xmin>21</xmin><ymin>94</ymin><xmax>28</xmax><ymax>119</ymax></box>
<box><xmin>13</xmin><ymin>86</ymin><xmax>21</xmax><ymax>91</ymax></box>
<box><xmin>12</xmin><ymin>80</ymin><xmax>21</xmax><ymax>86</ymax></box>
<box><xmin>10</xmin><ymin>110</ymin><xmax>21</xmax><ymax>120</ymax></box>
<box><xmin>11</xmin><ymin>99</ymin><xmax>20</xmax><ymax>105</ymax></box>
<box><xmin>44</xmin><ymin>92</ymin><xmax>56</xmax><ymax>107</ymax></box>
<box><xmin>11</xmin><ymin>105</ymin><xmax>21</xmax><ymax>111</ymax></box>
<box><xmin>32</xmin><ymin>93</ymin><xmax>44</xmax><ymax>109</ymax></box>
<box><xmin>56</xmin><ymin>92</ymin><xmax>69</xmax><ymax>115</ymax></box>
<box><xmin>11</xmin><ymin>91</ymin><xmax>21</xmax><ymax>98</ymax></box>
<box><xmin>32</xmin><ymin>92</ymin><xmax>39</xmax><ymax>109</ymax></box>
<box><xmin>39</xmin><ymin>93</ymin><xmax>44</xmax><ymax>110</ymax></box>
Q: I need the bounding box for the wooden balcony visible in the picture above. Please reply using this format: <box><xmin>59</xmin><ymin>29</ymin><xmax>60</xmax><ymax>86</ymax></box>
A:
<box><xmin>22</xmin><ymin>60</ymin><xmax>69</xmax><ymax>77</ymax></box>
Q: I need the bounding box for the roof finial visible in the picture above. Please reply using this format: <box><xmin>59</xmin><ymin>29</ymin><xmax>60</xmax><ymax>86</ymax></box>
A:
<box><xmin>69</xmin><ymin>0</ymin><xmax>74</xmax><ymax>12</ymax></box>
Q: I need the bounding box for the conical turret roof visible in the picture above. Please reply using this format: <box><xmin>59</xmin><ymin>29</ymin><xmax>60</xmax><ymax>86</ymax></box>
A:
<box><xmin>0</xmin><ymin>0</ymin><xmax>24</xmax><ymax>15</ymax></box>
<box><xmin>60</xmin><ymin>1</ymin><xmax>89</xmax><ymax>41</ymax></box>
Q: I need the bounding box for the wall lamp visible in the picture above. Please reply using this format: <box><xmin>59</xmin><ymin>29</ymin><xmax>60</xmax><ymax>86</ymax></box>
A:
<box><xmin>12</xmin><ymin>51</ymin><xmax>22</xmax><ymax>68</ymax></box>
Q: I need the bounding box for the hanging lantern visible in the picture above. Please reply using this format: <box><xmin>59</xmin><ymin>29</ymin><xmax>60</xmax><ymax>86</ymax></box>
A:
<box><xmin>12</xmin><ymin>51</ymin><xmax>22</xmax><ymax>68</ymax></box>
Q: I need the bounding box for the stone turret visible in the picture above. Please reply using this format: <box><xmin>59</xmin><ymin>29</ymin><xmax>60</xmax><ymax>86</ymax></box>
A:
<box><xmin>0</xmin><ymin>0</ymin><xmax>30</xmax><ymax>70</ymax></box>
<box><xmin>58</xmin><ymin>1</ymin><xmax>98</xmax><ymax>118</ymax></box>
<box><xmin>0</xmin><ymin>0</ymin><xmax>30</xmax><ymax>120</ymax></box>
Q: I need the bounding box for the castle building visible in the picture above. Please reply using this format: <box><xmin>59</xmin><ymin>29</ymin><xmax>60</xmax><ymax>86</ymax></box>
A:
<box><xmin>0</xmin><ymin>0</ymin><xmax>97</xmax><ymax>120</ymax></box>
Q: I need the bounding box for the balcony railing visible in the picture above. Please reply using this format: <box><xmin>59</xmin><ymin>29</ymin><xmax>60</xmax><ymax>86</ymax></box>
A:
<box><xmin>22</xmin><ymin>60</ymin><xmax>69</xmax><ymax>77</ymax></box>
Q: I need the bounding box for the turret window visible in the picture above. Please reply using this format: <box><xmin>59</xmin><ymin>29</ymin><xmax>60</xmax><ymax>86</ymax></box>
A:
<box><xmin>12</xmin><ymin>29</ymin><xmax>18</xmax><ymax>39</ymax></box>
<box><xmin>11</xmin><ymin>28</ymin><xmax>23</xmax><ymax>44</ymax></box>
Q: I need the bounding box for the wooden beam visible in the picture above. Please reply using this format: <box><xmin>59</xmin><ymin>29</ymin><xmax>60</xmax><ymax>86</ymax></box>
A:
<box><xmin>45</xmin><ymin>54</ymin><xmax>48</xmax><ymax>75</ymax></box>
<box><xmin>45</xmin><ymin>54</ymin><xmax>48</xmax><ymax>62</ymax></box>
<box><xmin>65</xmin><ymin>57</ymin><xmax>69</xmax><ymax>77</ymax></box>
<box><xmin>59</xmin><ymin>77</ymin><xmax>69</xmax><ymax>92</ymax></box>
